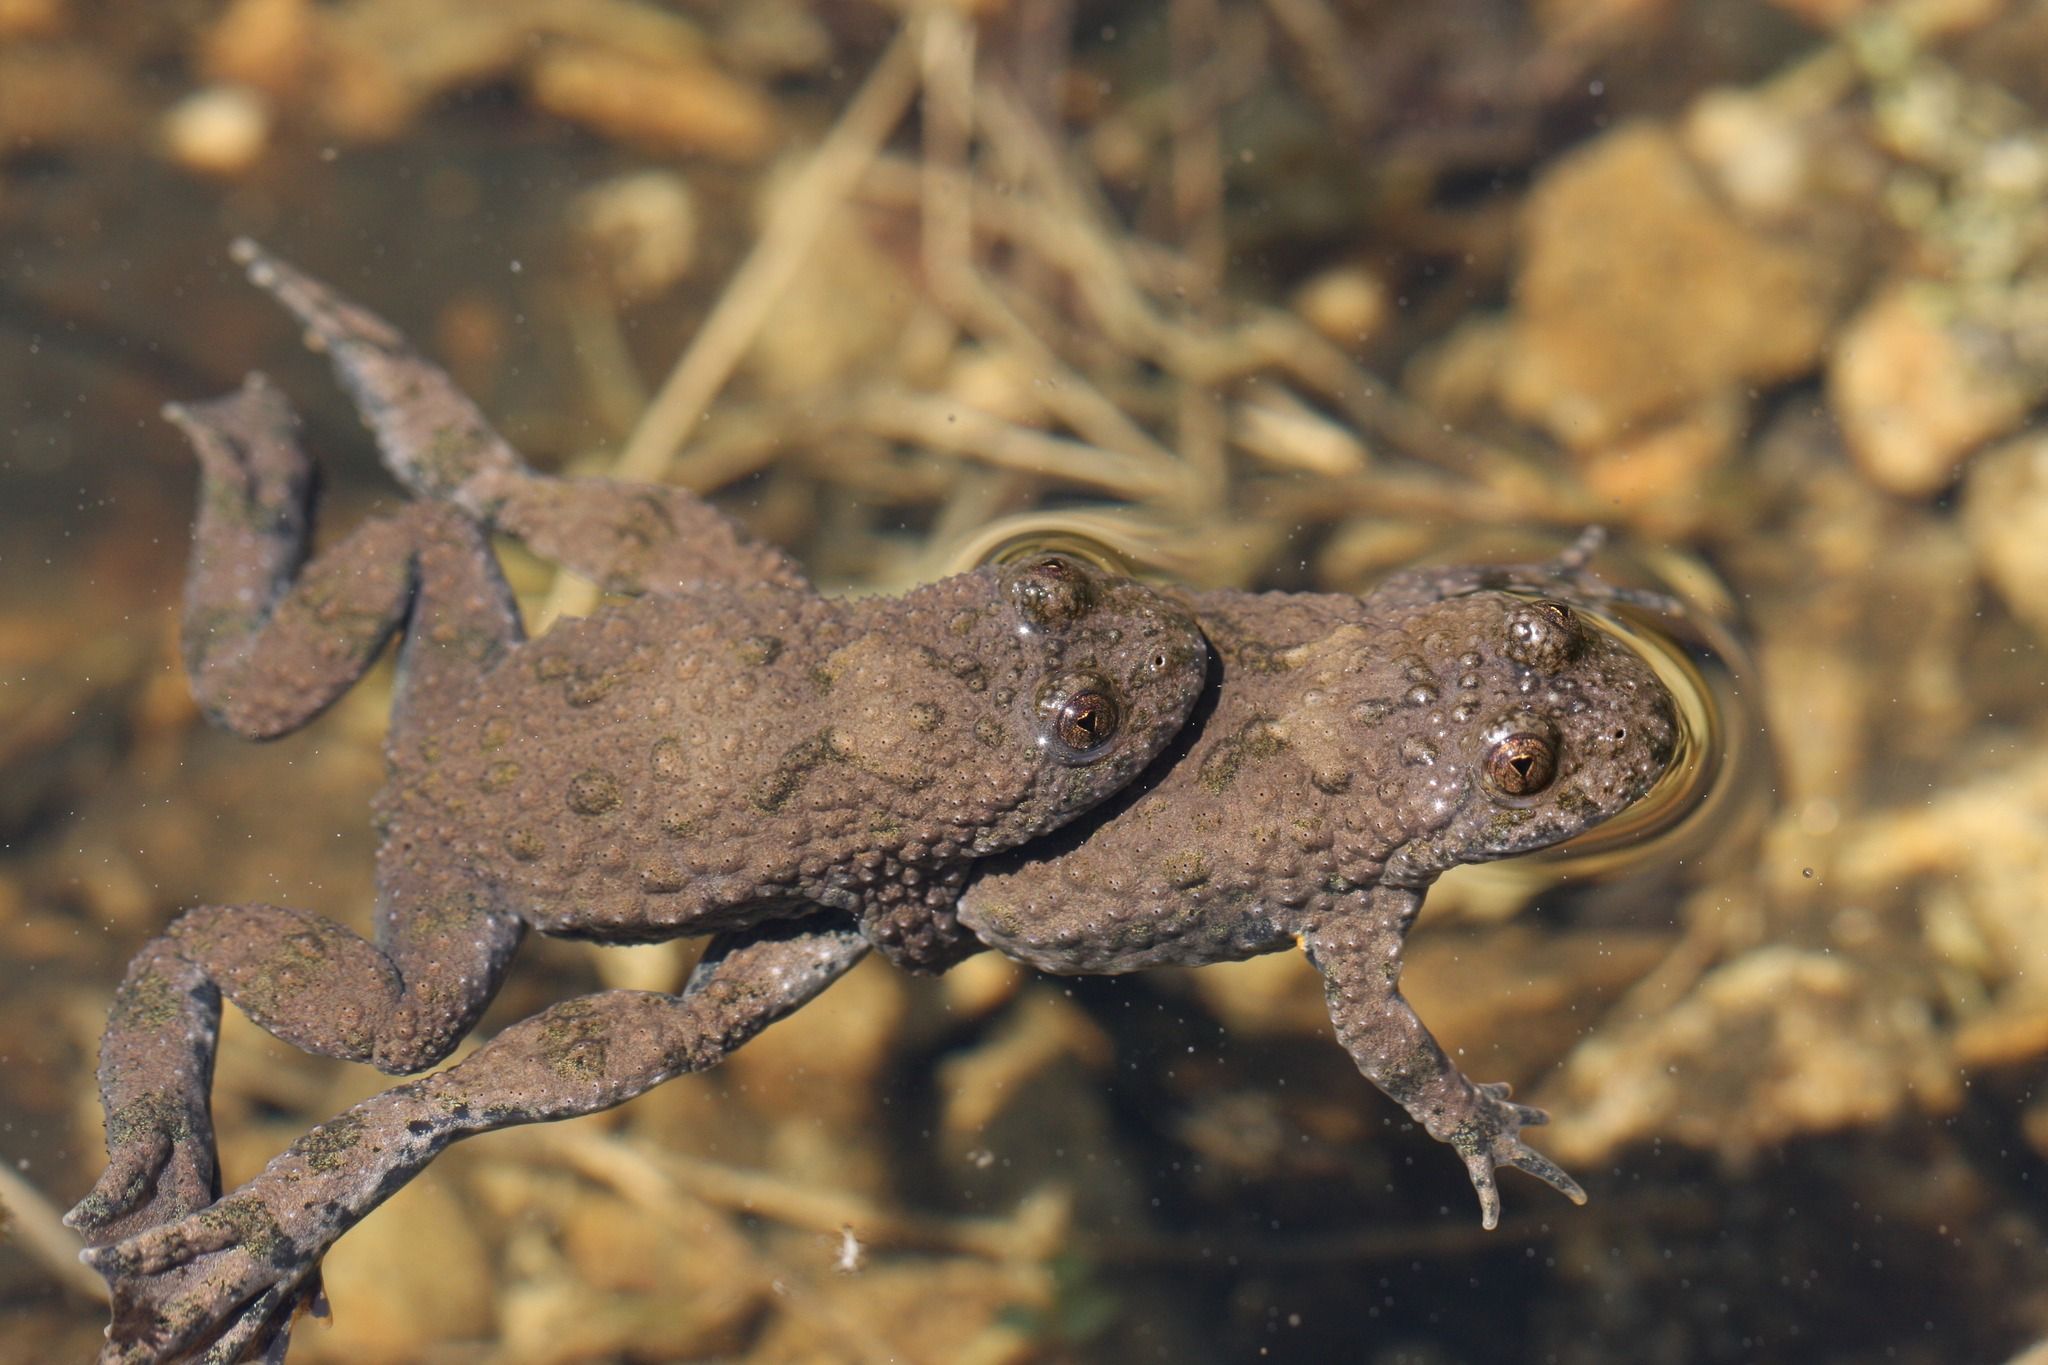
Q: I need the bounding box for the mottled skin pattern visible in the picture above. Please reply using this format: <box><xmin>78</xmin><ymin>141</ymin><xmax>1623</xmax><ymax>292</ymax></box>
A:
<box><xmin>960</xmin><ymin>575</ymin><xmax>1679</xmax><ymax>1229</ymax></box>
<box><xmin>68</xmin><ymin>244</ymin><xmax>1207</xmax><ymax>1365</ymax></box>
<box><xmin>73</xmin><ymin>249</ymin><xmax>1679</xmax><ymax>1365</ymax></box>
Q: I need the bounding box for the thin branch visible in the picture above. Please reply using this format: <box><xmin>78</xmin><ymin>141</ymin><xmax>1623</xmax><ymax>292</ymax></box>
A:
<box><xmin>607</xmin><ymin>24</ymin><xmax>923</xmax><ymax>486</ymax></box>
<box><xmin>0</xmin><ymin>1162</ymin><xmax>106</xmax><ymax>1303</ymax></box>
<box><xmin>858</xmin><ymin>387</ymin><xmax>1189</xmax><ymax>503</ymax></box>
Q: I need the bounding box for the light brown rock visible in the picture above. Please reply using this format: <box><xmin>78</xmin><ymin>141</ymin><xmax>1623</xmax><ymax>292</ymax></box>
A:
<box><xmin>160</xmin><ymin>86</ymin><xmax>272</xmax><ymax>178</ymax></box>
<box><xmin>306</xmin><ymin>1170</ymin><xmax>494</xmax><ymax>1358</ymax></box>
<box><xmin>200</xmin><ymin>0</ymin><xmax>314</xmax><ymax>97</ymax></box>
<box><xmin>0</xmin><ymin>0</ymin><xmax>64</xmax><ymax>38</ymax></box>
<box><xmin>1830</xmin><ymin>742</ymin><xmax>2048</xmax><ymax>1069</ymax></box>
<box><xmin>1501</xmin><ymin>122</ymin><xmax>1831</xmax><ymax>450</ymax></box>
<box><xmin>1577</xmin><ymin>395</ymin><xmax>1744</xmax><ymax>537</ymax></box>
<box><xmin>1291</xmin><ymin>264</ymin><xmax>1391</xmax><ymax>349</ymax></box>
<box><xmin>1963</xmin><ymin>431</ymin><xmax>2048</xmax><ymax>640</ymax></box>
<box><xmin>527</xmin><ymin>45</ymin><xmax>776</xmax><ymax>162</ymax></box>
<box><xmin>570</xmin><ymin>170</ymin><xmax>699</xmax><ymax>303</ymax></box>
<box><xmin>1830</xmin><ymin>282</ymin><xmax>2040</xmax><ymax>496</ymax></box>
<box><xmin>1545</xmin><ymin>947</ymin><xmax>1960</xmax><ymax>1164</ymax></box>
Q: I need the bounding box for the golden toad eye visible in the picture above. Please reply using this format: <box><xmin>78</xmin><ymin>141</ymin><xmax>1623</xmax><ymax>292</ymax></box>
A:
<box><xmin>1038</xmin><ymin>672</ymin><xmax>1123</xmax><ymax>761</ymax></box>
<box><xmin>1484</xmin><ymin>732</ymin><xmax>1557</xmax><ymax>796</ymax></box>
<box><xmin>1055</xmin><ymin>689</ymin><xmax>1120</xmax><ymax>753</ymax></box>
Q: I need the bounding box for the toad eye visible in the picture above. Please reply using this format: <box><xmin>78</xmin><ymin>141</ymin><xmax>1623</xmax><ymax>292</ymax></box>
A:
<box><xmin>1038</xmin><ymin>672</ymin><xmax>1122</xmax><ymax>762</ymax></box>
<box><xmin>1484</xmin><ymin>732</ymin><xmax>1557</xmax><ymax>797</ymax></box>
<box><xmin>1011</xmin><ymin>554</ymin><xmax>1099</xmax><ymax>628</ymax></box>
<box><xmin>1057</xmin><ymin>690</ymin><xmax>1119</xmax><ymax>752</ymax></box>
<box><xmin>1505</xmin><ymin>598</ymin><xmax>1583</xmax><ymax>671</ymax></box>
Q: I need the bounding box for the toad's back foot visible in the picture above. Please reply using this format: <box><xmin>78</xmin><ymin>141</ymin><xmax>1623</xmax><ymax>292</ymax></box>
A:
<box><xmin>229</xmin><ymin>236</ymin><xmax>523</xmax><ymax>509</ymax></box>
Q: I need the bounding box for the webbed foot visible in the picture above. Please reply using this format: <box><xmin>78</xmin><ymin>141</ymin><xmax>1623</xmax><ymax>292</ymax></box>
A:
<box><xmin>1446</xmin><ymin>1081</ymin><xmax>1586</xmax><ymax>1231</ymax></box>
<box><xmin>228</xmin><ymin>237</ymin><xmax>523</xmax><ymax>508</ymax></box>
<box><xmin>86</xmin><ymin>1192</ymin><xmax>322</xmax><ymax>1365</ymax></box>
<box><xmin>164</xmin><ymin>374</ymin><xmax>312</xmax><ymax>521</ymax></box>
<box><xmin>66</xmin><ymin>1095</ymin><xmax>219</xmax><ymax>1247</ymax></box>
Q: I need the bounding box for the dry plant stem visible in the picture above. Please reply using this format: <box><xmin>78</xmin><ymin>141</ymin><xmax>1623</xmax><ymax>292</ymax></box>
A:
<box><xmin>991</xmin><ymin>0</ymin><xmax>1076</xmax><ymax>317</ymax></box>
<box><xmin>865</xmin><ymin>147</ymin><xmax>1181</xmax><ymax>363</ymax></box>
<box><xmin>924</xmin><ymin>466</ymin><xmax>1027</xmax><ymax>559</ymax></box>
<box><xmin>980</xmin><ymin>79</ymin><xmax>1254</xmax><ymax>355</ymax></box>
<box><xmin>1589</xmin><ymin>892</ymin><xmax>1743</xmax><ymax>1043</ymax></box>
<box><xmin>857</xmin><ymin>387</ymin><xmax>1187</xmax><ymax>501</ymax></box>
<box><xmin>926</xmin><ymin>227</ymin><xmax>1186</xmax><ymax>487</ymax></box>
<box><xmin>951</xmin><ymin>275</ymin><xmax>1186</xmax><ymax>481</ymax></box>
<box><xmin>666</xmin><ymin>395</ymin><xmax>850</xmax><ymax>494</ymax></box>
<box><xmin>518</xmin><ymin>1131</ymin><xmax>911</xmax><ymax>1365</ymax></box>
<box><xmin>966</xmin><ymin>81</ymin><xmax>1561</xmax><ymax>503</ymax></box>
<box><xmin>0</xmin><ymin>1162</ymin><xmax>108</xmax><ymax>1302</ymax></box>
<box><xmin>874</xmin><ymin>144</ymin><xmax>1550</xmax><ymax>518</ymax></box>
<box><xmin>1234</xmin><ymin>312</ymin><xmax>1568</xmax><ymax>504</ymax></box>
<box><xmin>521</xmin><ymin>1127</ymin><xmax>1054</xmax><ymax>1263</ymax></box>
<box><xmin>1244</xmin><ymin>470</ymin><xmax>1543</xmax><ymax>529</ymax></box>
<box><xmin>969</xmin><ymin>85</ymin><xmax>1170</xmax><ymax>354</ymax></box>
<box><xmin>523</xmin><ymin>1129</ymin><xmax>1596</xmax><ymax>1272</ymax></box>
<box><xmin>919</xmin><ymin>8</ymin><xmax>975</xmax><ymax>323</ymax></box>
<box><xmin>558</xmin><ymin>277</ymin><xmax>651</xmax><ymax>440</ymax></box>
<box><xmin>861</xmin><ymin>153</ymin><xmax>1189</xmax><ymax>361</ymax></box>
<box><xmin>1169</xmin><ymin>0</ymin><xmax>1227</xmax><ymax>292</ymax></box>
<box><xmin>538</xmin><ymin>21</ymin><xmax>922</xmax><ymax>623</ymax></box>
<box><xmin>606</xmin><ymin>22</ymin><xmax>919</xmax><ymax>482</ymax></box>
<box><xmin>1176</xmin><ymin>382</ymin><xmax>1231</xmax><ymax>512</ymax></box>
<box><xmin>1165</xmin><ymin>0</ymin><xmax>1235</xmax><ymax>518</ymax></box>
<box><xmin>1260</xmin><ymin>0</ymin><xmax>1368</xmax><ymax>131</ymax></box>
<box><xmin>912</xmin><ymin>75</ymin><xmax>1186</xmax><ymax>484</ymax></box>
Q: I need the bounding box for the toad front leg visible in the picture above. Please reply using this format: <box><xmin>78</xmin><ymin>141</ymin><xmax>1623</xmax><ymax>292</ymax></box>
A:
<box><xmin>1304</xmin><ymin>885</ymin><xmax>1585</xmax><ymax>1229</ymax></box>
<box><xmin>87</xmin><ymin>923</ymin><xmax>869</xmax><ymax>1365</ymax></box>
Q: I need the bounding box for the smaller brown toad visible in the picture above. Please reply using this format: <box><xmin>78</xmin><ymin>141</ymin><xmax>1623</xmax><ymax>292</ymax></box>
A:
<box><xmin>960</xmin><ymin>566</ymin><xmax>1680</xmax><ymax>1229</ymax></box>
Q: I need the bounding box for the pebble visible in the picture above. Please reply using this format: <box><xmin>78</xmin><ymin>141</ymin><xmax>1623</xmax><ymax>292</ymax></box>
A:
<box><xmin>571</xmin><ymin>170</ymin><xmax>699</xmax><ymax>303</ymax></box>
<box><xmin>1291</xmin><ymin>264</ymin><xmax>1390</xmax><ymax>349</ymax></box>
<box><xmin>161</xmin><ymin>85</ymin><xmax>271</xmax><ymax>177</ymax></box>
<box><xmin>527</xmin><ymin>45</ymin><xmax>776</xmax><ymax>162</ymax></box>
<box><xmin>1962</xmin><ymin>431</ymin><xmax>2048</xmax><ymax>639</ymax></box>
<box><xmin>1500</xmin><ymin>123</ymin><xmax>1831</xmax><ymax>450</ymax></box>
<box><xmin>1545</xmin><ymin>947</ymin><xmax>1960</xmax><ymax>1165</ymax></box>
<box><xmin>1830</xmin><ymin>281</ymin><xmax>2041</xmax><ymax>496</ymax></box>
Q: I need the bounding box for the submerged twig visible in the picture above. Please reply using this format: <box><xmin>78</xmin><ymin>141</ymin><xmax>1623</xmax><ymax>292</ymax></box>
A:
<box><xmin>606</xmin><ymin>24</ymin><xmax>922</xmax><ymax>486</ymax></box>
<box><xmin>537</xmin><ymin>21</ymin><xmax>924</xmax><ymax>624</ymax></box>
<box><xmin>0</xmin><ymin>1163</ymin><xmax>106</xmax><ymax>1303</ymax></box>
<box><xmin>515</xmin><ymin>1126</ymin><xmax>1067</xmax><ymax>1264</ymax></box>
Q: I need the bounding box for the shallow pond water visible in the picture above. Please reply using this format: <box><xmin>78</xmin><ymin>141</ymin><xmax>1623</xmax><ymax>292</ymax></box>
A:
<box><xmin>3</xmin><ymin>3</ymin><xmax>2046</xmax><ymax>1363</ymax></box>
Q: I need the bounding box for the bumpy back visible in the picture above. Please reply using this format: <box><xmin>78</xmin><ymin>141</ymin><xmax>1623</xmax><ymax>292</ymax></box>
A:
<box><xmin>842</xmin><ymin>553</ymin><xmax>1210</xmax><ymax>853</ymax></box>
<box><xmin>402</xmin><ymin>556</ymin><xmax>1206</xmax><ymax>941</ymax></box>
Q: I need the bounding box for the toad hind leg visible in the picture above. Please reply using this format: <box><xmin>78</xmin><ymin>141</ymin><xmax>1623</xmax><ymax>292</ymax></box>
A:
<box><xmin>71</xmin><ymin>386</ymin><xmax>529</xmax><ymax>1245</ymax></box>
<box><xmin>1304</xmin><ymin>885</ymin><xmax>1586</xmax><ymax>1230</ymax></box>
<box><xmin>229</xmin><ymin>237</ymin><xmax>810</xmax><ymax>596</ymax></box>
<box><xmin>173</xmin><ymin>375</ymin><xmax>414</xmax><ymax>739</ymax></box>
<box><xmin>87</xmin><ymin>922</ymin><xmax>869</xmax><ymax>1365</ymax></box>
